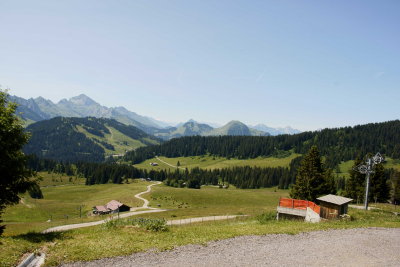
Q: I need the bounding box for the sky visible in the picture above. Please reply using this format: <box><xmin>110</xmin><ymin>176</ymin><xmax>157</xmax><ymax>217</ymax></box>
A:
<box><xmin>0</xmin><ymin>0</ymin><xmax>399</xmax><ymax>131</ymax></box>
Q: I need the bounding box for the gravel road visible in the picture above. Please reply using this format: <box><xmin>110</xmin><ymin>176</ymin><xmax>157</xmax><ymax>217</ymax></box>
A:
<box><xmin>61</xmin><ymin>227</ymin><xmax>400</xmax><ymax>267</ymax></box>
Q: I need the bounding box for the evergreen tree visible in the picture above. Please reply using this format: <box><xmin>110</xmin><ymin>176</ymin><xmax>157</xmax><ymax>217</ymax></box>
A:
<box><xmin>370</xmin><ymin>163</ymin><xmax>389</xmax><ymax>203</ymax></box>
<box><xmin>390</xmin><ymin>170</ymin><xmax>400</xmax><ymax>205</ymax></box>
<box><xmin>344</xmin><ymin>158</ymin><xmax>365</xmax><ymax>202</ymax></box>
<box><xmin>0</xmin><ymin>90</ymin><xmax>36</xmax><ymax>235</ymax></box>
<box><xmin>290</xmin><ymin>146</ymin><xmax>336</xmax><ymax>201</ymax></box>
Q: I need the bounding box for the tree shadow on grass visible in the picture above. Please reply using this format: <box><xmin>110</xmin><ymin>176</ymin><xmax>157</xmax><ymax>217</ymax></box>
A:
<box><xmin>12</xmin><ymin>231</ymin><xmax>69</xmax><ymax>243</ymax></box>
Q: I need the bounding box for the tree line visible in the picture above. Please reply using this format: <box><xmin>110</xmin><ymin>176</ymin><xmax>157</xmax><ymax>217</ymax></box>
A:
<box><xmin>27</xmin><ymin>155</ymin><xmax>298</xmax><ymax>189</ymax></box>
<box><xmin>124</xmin><ymin>120</ymin><xmax>400</xmax><ymax>169</ymax></box>
<box><xmin>290</xmin><ymin>146</ymin><xmax>398</xmax><ymax>204</ymax></box>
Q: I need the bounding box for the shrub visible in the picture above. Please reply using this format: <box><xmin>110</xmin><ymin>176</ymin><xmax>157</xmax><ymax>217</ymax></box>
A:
<box><xmin>256</xmin><ymin>211</ymin><xmax>277</xmax><ymax>224</ymax></box>
<box><xmin>128</xmin><ymin>218</ymin><xmax>168</xmax><ymax>232</ymax></box>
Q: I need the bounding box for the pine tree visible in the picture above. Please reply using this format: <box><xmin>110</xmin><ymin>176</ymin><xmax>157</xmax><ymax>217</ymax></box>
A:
<box><xmin>345</xmin><ymin>159</ymin><xmax>365</xmax><ymax>202</ymax></box>
<box><xmin>370</xmin><ymin>163</ymin><xmax>389</xmax><ymax>203</ymax></box>
<box><xmin>290</xmin><ymin>146</ymin><xmax>336</xmax><ymax>201</ymax></box>
<box><xmin>390</xmin><ymin>170</ymin><xmax>400</xmax><ymax>205</ymax></box>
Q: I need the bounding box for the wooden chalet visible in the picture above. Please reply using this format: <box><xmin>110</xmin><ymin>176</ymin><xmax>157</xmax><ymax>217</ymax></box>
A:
<box><xmin>93</xmin><ymin>205</ymin><xmax>109</xmax><ymax>215</ymax></box>
<box><xmin>316</xmin><ymin>194</ymin><xmax>353</xmax><ymax>219</ymax></box>
<box><xmin>93</xmin><ymin>200</ymin><xmax>131</xmax><ymax>215</ymax></box>
<box><xmin>106</xmin><ymin>200</ymin><xmax>131</xmax><ymax>213</ymax></box>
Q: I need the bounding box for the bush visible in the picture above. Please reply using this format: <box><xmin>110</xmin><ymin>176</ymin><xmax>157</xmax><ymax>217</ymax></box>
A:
<box><xmin>256</xmin><ymin>211</ymin><xmax>277</xmax><ymax>224</ymax></box>
<box><xmin>102</xmin><ymin>218</ymin><xmax>168</xmax><ymax>232</ymax></box>
<box><xmin>28</xmin><ymin>184</ymin><xmax>43</xmax><ymax>199</ymax></box>
<box><xmin>129</xmin><ymin>218</ymin><xmax>168</xmax><ymax>232</ymax></box>
<box><xmin>102</xmin><ymin>218</ymin><xmax>126</xmax><ymax>230</ymax></box>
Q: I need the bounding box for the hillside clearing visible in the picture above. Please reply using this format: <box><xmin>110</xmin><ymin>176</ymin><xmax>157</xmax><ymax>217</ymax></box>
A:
<box><xmin>134</xmin><ymin>154</ymin><xmax>300</xmax><ymax>171</ymax></box>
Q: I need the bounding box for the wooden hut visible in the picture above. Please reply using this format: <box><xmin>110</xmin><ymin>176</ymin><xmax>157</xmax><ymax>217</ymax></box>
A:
<box><xmin>93</xmin><ymin>200</ymin><xmax>131</xmax><ymax>215</ymax></box>
<box><xmin>316</xmin><ymin>195</ymin><xmax>353</xmax><ymax>219</ymax></box>
<box><xmin>106</xmin><ymin>200</ymin><xmax>131</xmax><ymax>213</ymax></box>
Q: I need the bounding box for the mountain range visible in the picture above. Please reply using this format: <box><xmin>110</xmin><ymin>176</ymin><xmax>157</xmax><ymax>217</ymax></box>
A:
<box><xmin>10</xmin><ymin>94</ymin><xmax>301</xmax><ymax>138</ymax></box>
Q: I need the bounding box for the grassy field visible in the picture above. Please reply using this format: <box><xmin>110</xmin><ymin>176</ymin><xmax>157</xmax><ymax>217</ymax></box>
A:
<box><xmin>144</xmin><ymin>184</ymin><xmax>284</xmax><ymax>219</ymax></box>
<box><xmin>134</xmin><ymin>154</ymin><xmax>301</xmax><ymax>171</ymax></box>
<box><xmin>37</xmin><ymin>172</ymin><xmax>86</xmax><ymax>187</ymax></box>
<box><xmin>1</xmin><ymin>181</ymin><xmax>399</xmax><ymax>266</ymax></box>
<box><xmin>337</xmin><ymin>157</ymin><xmax>400</xmax><ymax>179</ymax></box>
<box><xmin>2</xmin><ymin>178</ymin><xmax>150</xmax><ymax>236</ymax></box>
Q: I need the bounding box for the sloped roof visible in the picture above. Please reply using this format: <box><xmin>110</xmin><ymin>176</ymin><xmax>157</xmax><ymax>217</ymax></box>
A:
<box><xmin>317</xmin><ymin>194</ymin><xmax>353</xmax><ymax>205</ymax></box>
<box><xmin>106</xmin><ymin>200</ymin><xmax>125</xmax><ymax>211</ymax></box>
<box><xmin>95</xmin><ymin>205</ymin><xmax>108</xmax><ymax>212</ymax></box>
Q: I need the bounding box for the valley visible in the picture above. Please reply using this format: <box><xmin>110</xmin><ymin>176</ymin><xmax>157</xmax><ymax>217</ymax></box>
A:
<box><xmin>2</xmin><ymin>2</ymin><xmax>400</xmax><ymax>266</ymax></box>
<box><xmin>3</xmin><ymin>94</ymin><xmax>400</xmax><ymax>266</ymax></box>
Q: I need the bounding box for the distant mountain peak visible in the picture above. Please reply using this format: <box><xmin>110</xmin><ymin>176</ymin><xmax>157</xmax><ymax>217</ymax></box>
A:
<box><xmin>68</xmin><ymin>94</ymin><xmax>98</xmax><ymax>106</ymax></box>
<box><xmin>226</xmin><ymin>120</ymin><xmax>245</xmax><ymax>125</ymax></box>
<box><xmin>35</xmin><ymin>96</ymin><xmax>53</xmax><ymax>103</ymax></box>
<box><xmin>250</xmin><ymin>124</ymin><xmax>301</xmax><ymax>136</ymax></box>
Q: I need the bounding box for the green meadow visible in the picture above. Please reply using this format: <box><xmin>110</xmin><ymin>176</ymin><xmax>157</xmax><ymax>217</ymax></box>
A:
<box><xmin>2</xmin><ymin>153</ymin><xmax>400</xmax><ymax>266</ymax></box>
<box><xmin>2</xmin><ymin>176</ymin><xmax>149</xmax><ymax>236</ymax></box>
<box><xmin>134</xmin><ymin>153</ymin><xmax>301</xmax><ymax>171</ymax></box>
<box><xmin>337</xmin><ymin>157</ymin><xmax>400</xmax><ymax>178</ymax></box>
<box><xmin>1</xmin><ymin>180</ymin><xmax>399</xmax><ymax>266</ymax></box>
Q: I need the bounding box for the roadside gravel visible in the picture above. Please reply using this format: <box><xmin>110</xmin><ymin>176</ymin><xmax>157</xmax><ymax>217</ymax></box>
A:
<box><xmin>60</xmin><ymin>227</ymin><xmax>400</xmax><ymax>267</ymax></box>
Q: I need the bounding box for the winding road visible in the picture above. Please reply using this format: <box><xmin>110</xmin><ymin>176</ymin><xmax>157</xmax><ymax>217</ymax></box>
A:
<box><xmin>133</xmin><ymin>182</ymin><xmax>161</xmax><ymax>209</ymax></box>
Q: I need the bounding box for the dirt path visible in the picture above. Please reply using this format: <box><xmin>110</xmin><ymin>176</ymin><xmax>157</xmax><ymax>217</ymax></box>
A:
<box><xmin>133</xmin><ymin>182</ymin><xmax>161</xmax><ymax>209</ymax></box>
<box><xmin>61</xmin><ymin>227</ymin><xmax>400</xmax><ymax>267</ymax></box>
<box><xmin>155</xmin><ymin>156</ymin><xmax>185</xmax><ymax>170</ymax></box>
<box><xmin>43</xmin><ymin>182</ymin><xmax>165</xmax><ymax>233</ymax></box>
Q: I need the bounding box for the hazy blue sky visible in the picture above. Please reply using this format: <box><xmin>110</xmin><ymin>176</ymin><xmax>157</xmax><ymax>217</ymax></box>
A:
<box><xmin>1</xmin><ymin>1</ymin><xmax>399</xmax><ymax>130</ymax></box>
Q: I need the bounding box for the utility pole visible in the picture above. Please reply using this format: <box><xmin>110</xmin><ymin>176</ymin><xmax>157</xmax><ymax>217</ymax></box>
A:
<box><xmin>77</xmin><ymin>205</ymin><xmax>83</xmax><ymax>218</ymax></box>
<box><xmin>354</xmin><ymin>152</ymin><xmax>384</xmax><ymax>210</ymax></box>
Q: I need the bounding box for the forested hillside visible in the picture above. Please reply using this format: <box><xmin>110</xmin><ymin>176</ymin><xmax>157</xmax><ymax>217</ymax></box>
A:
<box><xmin>24</xmin><ymin>117</ymin><xmax>160</xmax><ymax>162</ymax></box>
<box><xmin>27</xmin><ymin>155</ymin><xmax>298</xmax><ymax>189</ymax></box>
<box><xmin>125</xmin><ymin>120</ymin><xmax>400</xmax><ymax>168</ymax></box>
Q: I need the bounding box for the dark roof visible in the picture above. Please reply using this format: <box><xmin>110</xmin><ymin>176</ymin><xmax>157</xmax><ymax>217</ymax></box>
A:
<box><xmin>317</xmin><ymin>194</ymin><xmax>353</xmax><ymax>205</ymax></box>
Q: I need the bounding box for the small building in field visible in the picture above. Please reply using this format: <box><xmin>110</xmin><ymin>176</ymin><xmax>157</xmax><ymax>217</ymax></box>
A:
<box><xmin>93</xmin><ymin>200</ymin><xmax>131</xmax><ymax>215</ymax></box>
<box><xmin>150</xmin><ymin>162</ymin><xmax>158</xmax><ymax>166</ymax></box>
<box><xmin>106</xmin><ymin>200</ymin><xmax>131</xmax><ymax>213</ymax></box>
<box><xmin>93</xmin><ymin>205</ymin><xmax>109</xmax><ymax>215</ymax></box>
<box><xmin>316</xmin><ymin>194</ymin><xmax>353</xmax><ymax>219</ymax></box>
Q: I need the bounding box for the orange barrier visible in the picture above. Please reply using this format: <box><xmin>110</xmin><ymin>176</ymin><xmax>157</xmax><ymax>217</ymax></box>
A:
<box><xmin>278</xmin><ymin>198</ymin><xmax>320</xmax><ymax>214</ymax></box>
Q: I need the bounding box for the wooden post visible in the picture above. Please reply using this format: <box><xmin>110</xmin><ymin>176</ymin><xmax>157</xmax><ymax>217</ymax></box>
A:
<box><xmin>292</xmin><ymin>199</ymin><xmax>294</xmax><ymax>209</ymax></box>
